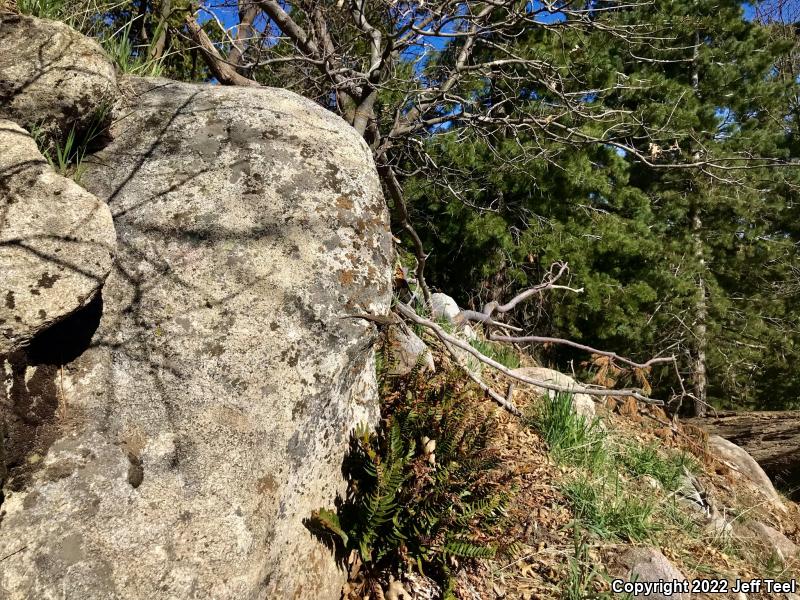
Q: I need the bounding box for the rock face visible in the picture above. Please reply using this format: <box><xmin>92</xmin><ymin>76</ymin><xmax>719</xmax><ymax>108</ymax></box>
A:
<box><xmin>0</xmin><ymin>14</ymin><xmax>117</xmax><ymax>140</ymax></box>
<box><xmin>511</xmin><ymin>366</ymin><xmax>596</xmax><ymax>419</ymax></box>
<box><xmin>738</xmin><ymin>520</ymin><xmax>798</xmax><ymax>562</ymax></box>
<box><xmin>708</xmin><ymin>434</ymin><xmax>785</xmax><ymax>509</ymax></box>
<box><xmin>0</xmin><ymin>119</ymin><xmax>116</xmax><ymax>354</ymax></box>
<box><xmin>0</xmin><ymin>77</ymin><xmax>393</xmax><ymax>599</ymax></box>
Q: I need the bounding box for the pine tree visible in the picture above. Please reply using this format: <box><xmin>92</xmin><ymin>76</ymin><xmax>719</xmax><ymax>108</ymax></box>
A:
<box><xmin>410</xmin><ymin>0</ymin><xmax>800</xmax><ymax>411</ymax></box>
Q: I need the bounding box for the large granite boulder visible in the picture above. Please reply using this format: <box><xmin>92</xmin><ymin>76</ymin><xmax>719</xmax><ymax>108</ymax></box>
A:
<box><xmin>708</xmin><ymin>434</ymin><xmax>785</xmax><ymax>510</ymax></box>
<box><xmin>0</xmin><ymin>77</ymin><xmax>393</xmax><ymax>599</ymax></box>
<box><xmin>0</xmin><ymin>119</ymin><xmax>116</xmax><ymax>355</ymax></box>
<box><xmin>0</xmin><ymin>14</ymin><xmax>117</xmax><ymax>141</ymax></box>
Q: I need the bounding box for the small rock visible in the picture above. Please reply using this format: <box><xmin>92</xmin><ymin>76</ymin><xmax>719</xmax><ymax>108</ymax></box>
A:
<box><xmin>430</xmin><ymin>292</ymin><xmax>461</xmax><ymax>322</ymax></box>
<box><xmin>385</xmin><ymin>578</ymin><xmax>410</xmax><ymax>600</ymax></box>
<box><xmin>617</xmin><ymin>547</ymin><xmax>690</xmax><ymax>600</ymax></box>
<box><xmin>385</xmin><ymin>325</ymin><xmax>435</xmax><ymax>376</ymax></box>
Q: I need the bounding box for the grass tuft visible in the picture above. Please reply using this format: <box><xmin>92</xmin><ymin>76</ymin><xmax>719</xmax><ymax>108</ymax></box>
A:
<box><xmin>469</xmin><ymin>338</ymin><xmax>521</xmax><ymax>369</ymax></box>
<box><xmin>527</xmin><ymin>391</ymin><xmax>607</xmax><ymax>469</ymax></box>
<box><xmin>619</xmin><ymin>442</ymin><xmax>696</xmax><ymax>491</ymax></box>
<box><xmin>562</xmin><ymin>474</ymin><xmax>658</xmax><ymax>542</ymax></box>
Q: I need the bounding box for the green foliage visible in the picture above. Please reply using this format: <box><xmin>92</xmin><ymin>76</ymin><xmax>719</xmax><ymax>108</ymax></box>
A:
<box><xmin>29</xmin><ymin>103</ymin><xmax>110</xmax><ymax>183</ymax></box>
<box><xmin>17</xmin><ymin>0</ymin><xmax>67</xmax><ymax>19</ymax></box>
<box><xmin>562</xmin><ymin>522</ymin><xmax>630</xmax><ymax>600</ymax></box>
<box><xmin>409</xmin><ymin>0</ymin><xmax>800</xmax><ymax>411</ymax></box>
<box><xmin>101</xmin><ymin>19</ymin><xmax>166</xmax><ymax>76</ymax></box>
<box><xmin>562</xmin><ymin>475</ymin><xmax>658</xmax><ymax>543</ymax></box>
<box><xmin>618</xmin><ymin>443</ymin><xmax>696</xmax><ymax>491</ymax></box>
<box><xmin>310</xmin><ymin>369</ymin><xmax>515</xmax><ymax>592</ymax></box>
<box><xmin>527</xmin><ymin>392</ymin><xmax>607</xmax><ymax>469</ymax></box>
<box><xmin>469</xmin><ymin>338</ymin><xmax>520</xmax><ymax>369</ymax></box>
<box><xmin>526</xmin><ymin>391</ymin><xmax>707</xmax><ymax>545</ymax></box>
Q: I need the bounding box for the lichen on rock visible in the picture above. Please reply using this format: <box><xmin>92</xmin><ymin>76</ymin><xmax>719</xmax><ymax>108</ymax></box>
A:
<box><xmin>0</xmin><ymin>76</ymin><xmax>393</xmax><ymax>599</ymax></box>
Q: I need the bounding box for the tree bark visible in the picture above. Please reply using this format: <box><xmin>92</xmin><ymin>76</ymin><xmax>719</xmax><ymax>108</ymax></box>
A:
<box><xmin>228</xmin><ymin>0</ymin><xmax>259</xmax><ymax>74</ymax></box>
<box><xmin>691</xmin><ymin>205</ymin><xmax>708</xmax><ymax>417</ymax></box>
<box><xmin>148</xmin><ymin>0</ymin><xmax>170</xmax><ymax>60</ymax></box>
<box><xmin>689</xmin><ymin>30</ymin><xmax>708</xmax><ymax>417</ymax></box>
<box><xmin>184</xmin><ymin>15</ymin><xmax>261</xmax><ymax>87</ymax></box>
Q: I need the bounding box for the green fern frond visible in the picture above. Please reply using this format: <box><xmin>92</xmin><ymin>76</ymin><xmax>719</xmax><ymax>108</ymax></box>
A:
<box><xmin>310</xmin><ymin>363</ymin><xmax>514</xmax><ymax>592</ymax></box>
<box><xmin>444</xmin><ymin>538</ymin><xmax>497</xmax><ymax>559</ymax></box>
<box><xmin>310</xmin><ymin>508</ymin><xmax>349</xmax><ymax>547</ymax></box>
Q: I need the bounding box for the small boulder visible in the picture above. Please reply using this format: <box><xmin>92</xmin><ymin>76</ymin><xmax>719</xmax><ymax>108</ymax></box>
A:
<box><xmin>511</xmin><ymin>366</ymin><xmax>596</xmax><ymax>419</ymax></box>
<box><xmin>0</xmin><ymin>119</ymin><xmax>116</xmax><ymax>354</ymax></box>
<box><xmin>739</xmin><ymin>521</ymin><xmax>798</xmax><ymax>562</ymax></box>
<box><xmin>617</xmin><ymin>547</ymin><xmax>690</xmax><ymax>600</ymax></box>
<box><xmin>431</xmin><ymin>292</ymin><xmax>460</xmax><ymax>322</ymax></box>
<box><xmin>708</xmin><ymin>435</ymin><xmax>784</xmax><ymax>509</ymax></box>
<box><xmin>385</xmin><ymin>325</ymin><xmax>435</xmax><ymax>377</ymax></box>
<box><xmin>430</xmin><ymin>291</ymin><xmax>477</xmax><ymax>340</ymax></box>
<box><xmin>0</xmin><ymin>14</ymin><xmax>117</xmax><ymax>141</ymax></box>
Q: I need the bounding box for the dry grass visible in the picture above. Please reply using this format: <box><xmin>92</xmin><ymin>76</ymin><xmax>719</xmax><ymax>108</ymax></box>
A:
<box><xmin>449</xmin><ymin>363</ymin><xmax>799</xmax><ymax>600</ymax></box>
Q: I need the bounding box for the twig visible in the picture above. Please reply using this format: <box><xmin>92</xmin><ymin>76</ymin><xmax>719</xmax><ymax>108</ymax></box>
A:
<box><xmin>0</xmin><ymin>546</ymin><xmax>26</xmax><ymax>562</ymax></box>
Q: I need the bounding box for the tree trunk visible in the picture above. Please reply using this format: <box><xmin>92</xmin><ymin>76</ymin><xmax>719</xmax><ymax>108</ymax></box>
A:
<box><xmin>689</xmin><ymin>30</ymin><xmax>708</xmax><ymax>417</ymax></box>
<box><xmin>148</xmin><ymin>0</ymin><xmax>171</xmax><ymax>61</ymax></box>
<box><xmin>691</xmin><ymin>206</ymin><xmax>708</xmax><ymax>417</ymax></box>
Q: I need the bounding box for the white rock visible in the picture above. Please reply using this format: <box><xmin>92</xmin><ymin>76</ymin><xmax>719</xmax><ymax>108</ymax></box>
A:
<box><xmin>430</xmin><ymin>292</ymin><xmax>461</xmax><ymax>322</ymax></box>
<box><xmin>0</xmin><ymin>119</ymin><xmax>116</xmax><ymax>354</ymax></box>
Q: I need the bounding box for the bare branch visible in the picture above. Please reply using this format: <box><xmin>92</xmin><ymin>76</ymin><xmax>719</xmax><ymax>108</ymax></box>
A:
<box><xmin>184</xmin><ymin>14</ymin><xmax>260</xmax><ymax>87</ymax></box>
<box><xmin>395</xmin><ymin>303</ymin><xmax>666</xmax><ymax>408</ymax></box>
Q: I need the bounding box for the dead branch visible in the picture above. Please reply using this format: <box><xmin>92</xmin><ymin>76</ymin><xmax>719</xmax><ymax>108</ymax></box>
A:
<box><xmin>395</xmin><ymin>302</ymin><xmax>665</xmax><ymax>410</ymax></box>
<box><xmin>456</xmin><ymin>262</ymin><xmax>583</xmax><ymax>324</ymax></box>
<box><xmin>487</xmin><ymin>333</ymin><xmax>676</xmax><ymax>371</ymax></box>
<box><xmin>184</xmin><ymin>14</ymin><xmax>260</xmax><ymax>87</ymax></box>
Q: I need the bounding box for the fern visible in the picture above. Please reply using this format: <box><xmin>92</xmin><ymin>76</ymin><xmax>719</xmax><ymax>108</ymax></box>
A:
<box><xmin>311</xmin><ymin>508</ymin><xmax>349</xmax><ymax>547</ymax></box>
<box><xmin>445</xmin><ymin>538</ymin><xmax>497</xmax><ymax>559</ymax></box>
<box><xmin>310</xmin><ymin>365</ymin><xmax>515</xmax><ymax>592</ymax></box>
